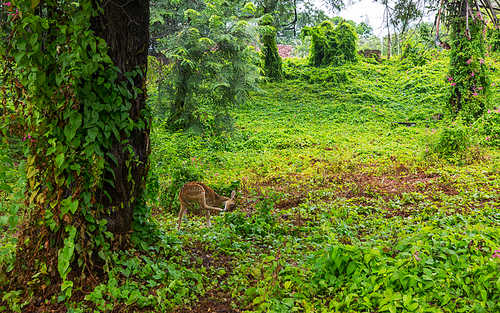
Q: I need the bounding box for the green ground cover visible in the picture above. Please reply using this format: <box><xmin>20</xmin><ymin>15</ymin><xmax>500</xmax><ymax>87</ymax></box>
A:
<box><xmin>2</xmin><ymin>51</ymin><xmax>500</xmax><ymax>312</ymax></box>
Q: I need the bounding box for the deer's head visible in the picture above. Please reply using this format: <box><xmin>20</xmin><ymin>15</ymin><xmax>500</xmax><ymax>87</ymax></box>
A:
<box><xmin>224</xmin><ymin>190</ymin><xmax>237</xmax><ymax>211</ymax></box>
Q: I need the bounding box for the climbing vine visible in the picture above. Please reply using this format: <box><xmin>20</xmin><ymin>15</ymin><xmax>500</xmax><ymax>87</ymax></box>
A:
<box><xmin>443</xmin><ymin>0</ymin><xmax>492</xmax><ymax>121</ymax></box>
<box><xmin>0</xmin><ymin>0</ymin><xmax>150</xmax><ymax>303</ymax></box>
<box><xmin>261</xmin><ymin>21</ymin><xmax>283</xmax><ymax>81</ymax></box>
<box><xmin>301</xmin><ymin>20</ymin><xmax>359</xmax><ymax>67</ymax></box>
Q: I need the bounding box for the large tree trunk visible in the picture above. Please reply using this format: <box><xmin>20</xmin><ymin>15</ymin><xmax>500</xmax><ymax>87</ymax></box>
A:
<box><xmin>0</xmin><ymin>0</ymin><xmax>150</xmax><ymax>303</ymax></box>
<box><xmin>90</xmin><ymin>0</ymin><xmax>150</xmax><ymax>233</ymax></box>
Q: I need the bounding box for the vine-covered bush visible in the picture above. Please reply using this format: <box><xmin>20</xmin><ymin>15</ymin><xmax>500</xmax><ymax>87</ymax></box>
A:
<box><xmin>401</xmin><ymin>41</ymin><xmax>432</xmax><ymax>66</ymax></box>
<box><xmin>301</xmin><ymin>20</ymin><xmax>359</xmax><ymax>67</ymax></box>
<box><xmin>446</xmin><ymin>15</ymin><xmax>490</xmax><ymax>122</ymax></box>
<box><xmin>426</xmin><ymin>121</ymin><xmax>481</xmax><ymax>164</ymax></box>
<box><xmin>261</xmin><ymin>23</ymin><xmax>283</xmax><ymax>81</ymax></box>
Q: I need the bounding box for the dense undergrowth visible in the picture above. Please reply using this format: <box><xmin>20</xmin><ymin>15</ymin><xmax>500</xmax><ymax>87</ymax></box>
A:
<box><xmin>2</xmin><ymin>51</ymin><xmax>500</xmax><ymax>312</ymax></box>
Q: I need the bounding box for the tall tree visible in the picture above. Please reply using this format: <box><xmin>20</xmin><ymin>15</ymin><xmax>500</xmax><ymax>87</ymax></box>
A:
<box><xmin>0</xmin><ymin>0</ymin><xmax>150</xmax><ymax>302</ymax></box>
<box><xmin>159</xmin><ymin>0</ymin><xmax>262</xmax><ymax>132</ymax></box>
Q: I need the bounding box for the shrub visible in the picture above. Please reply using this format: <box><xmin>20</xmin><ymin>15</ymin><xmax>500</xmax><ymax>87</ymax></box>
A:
<box><xmin>475</xmin><ymin>107</ymin><xmax>500</xmax><ymax>146</ymax></box>
<box><xmin>427</xmin><ymin>121</ymin><xmax>481</xmax><ymax>164</ymax></box>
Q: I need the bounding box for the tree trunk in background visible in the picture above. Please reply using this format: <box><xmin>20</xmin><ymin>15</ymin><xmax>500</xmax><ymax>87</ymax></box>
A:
<box><xmin>262</xmin><ymin>0</ymin><xmax>283</xmax><ymax>80</ymax></box>
<box><xmin>387</xmin><ymin>31</ymin><xmax>391</xmax><ymax>59</ymax></box>
<box><xmin>90</xmin><ymin>0</ymin><xmax>150</xmax><ymax>233</ymax></box>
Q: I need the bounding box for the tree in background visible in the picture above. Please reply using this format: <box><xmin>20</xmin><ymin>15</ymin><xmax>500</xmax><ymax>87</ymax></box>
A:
<box><xmin>158</xmin><ymin>1</ymin><xmax>261</xmax><ymax>132</ymax></box>
<box><xmin>0</xmin><ymin>0</ymin><xmax>150</xmax><ymax>301</ymax></box>
<box><xmin>301</xmin><ymin>20</ymin><xmax>359</xmax><ymax>67</ymax></box>
<box><xmin>277</xmin><ymin>1</ymin><xmax>330</xmax><ymax>40</ymax></box>
<box><xmin>149</xmin><ymin>0</ymin><xmax>205</xmax><ymax>59</ymax></box>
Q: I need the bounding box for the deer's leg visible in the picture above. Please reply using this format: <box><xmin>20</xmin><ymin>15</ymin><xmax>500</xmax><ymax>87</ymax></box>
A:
<box><xmin>204</xmin><ymin>209</ymin><xmax>211</xmax><ymax>228</ymax></box>
<box><xmin>199</xmin><ymin>193</ymin><xmax>225</xmax><ymax>212</ymax></box>
<box><xmin>177</xmin><ymin>200</ymin><xmax>190</xmax><ymax>232</ymax></box>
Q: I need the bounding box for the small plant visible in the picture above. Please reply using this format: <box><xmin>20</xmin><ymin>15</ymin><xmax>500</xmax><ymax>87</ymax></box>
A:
<box><xmin>474</xmin><ymin>107</ymin><xmax>500</xmax><ymax>146</ymax></box>
<box><xmin>427</xmin><ymin>121</ymin><xmax>480</xmax><ymax>164</ymax></box>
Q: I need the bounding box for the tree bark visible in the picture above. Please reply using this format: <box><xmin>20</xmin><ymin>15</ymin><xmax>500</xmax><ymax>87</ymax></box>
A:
<box><xmin>90</xmin><ymin>0</ymin><xmax>150</xmax><ymax>233</ymax></box>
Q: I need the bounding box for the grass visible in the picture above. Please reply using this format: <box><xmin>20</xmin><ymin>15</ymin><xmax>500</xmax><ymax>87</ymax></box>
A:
<box><xmin>2</xmin><ymin>50</ymin><xmax>500</xmax><ymax>312</ymax></box>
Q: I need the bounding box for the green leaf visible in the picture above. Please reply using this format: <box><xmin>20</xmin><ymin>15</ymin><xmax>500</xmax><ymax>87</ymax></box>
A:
<box><xmin>106</xmin><ymin>152</ymin><xmax>118</xmax><ymax>166</ymax></box>
<box><xmin>55</xmin><ymin>153</ymin><xmax>65</xmax><ymax>168</ymax></box>
<box><xmin>61</xmin><ymin>280</ymin><xmax>73</xmax><ymax>291</ymax></box>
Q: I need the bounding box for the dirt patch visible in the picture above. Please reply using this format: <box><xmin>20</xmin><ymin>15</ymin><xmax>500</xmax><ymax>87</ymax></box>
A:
<box><xmin>274</xmin><ymin>196</ymin><xmax>303</xmax><ymax>210</ymax></box>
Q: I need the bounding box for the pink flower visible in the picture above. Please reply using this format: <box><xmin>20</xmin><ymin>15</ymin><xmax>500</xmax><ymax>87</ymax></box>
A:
<box><xmin>447</xmin><ymin>76</ymin><xmax>453</xmax><ymax>82</ymax></box>
<box><xmin>473</xmin><ymin>93</ymin><xmax>478</xmax><ymax>96</ymax></box>
<box><xmin>5</xmin><ymin>2</ymin><xmax>10</xmax><ymax>6</ymax></box>
<box><xmin>486</xmin><ymin>137</ymin><xmax>490</xmax><ymax>140</ymax></box>
<box><xmin>451</xmin><ymin>82</ymin><xmax>456</xmax><ymax>86</ymax></box>
<box><xmin>466</xmin><ymin>59</ymin><xmax>472</xmax><ymax>64</ymax></box>
<box><xmin>471</xmin><ymin>72</ymin><xmax>475</xmax><ymax>77</ymax></box>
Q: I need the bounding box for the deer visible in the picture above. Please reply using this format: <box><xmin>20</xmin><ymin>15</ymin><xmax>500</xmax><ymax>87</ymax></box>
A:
<box><xmin>177</xmin><ymin>182</ymin><xmax>236</xmax><ymax>231</ymax></box>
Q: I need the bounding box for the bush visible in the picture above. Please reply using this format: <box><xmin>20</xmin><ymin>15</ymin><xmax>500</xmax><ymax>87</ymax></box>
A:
<box><xmin>427</xmin><ymin>121</ymin><xmax>481</xmax><ymax>164</ymax></box>
<box><xmin>475</xmin><ymin>107</ymin><xmax>500</xmax><ymax>146</ymax></box>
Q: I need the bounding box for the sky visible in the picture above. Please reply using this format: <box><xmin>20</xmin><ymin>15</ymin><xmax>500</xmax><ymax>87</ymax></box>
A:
<box><xmin>312</xmin><ymin>0</ymin><xmax>436</xmax><ymax>37</ymax></box>
<box><xmin>313</xmin><ymin>0</ymin><xmax>386</xmax><ymax>32</ymax></box>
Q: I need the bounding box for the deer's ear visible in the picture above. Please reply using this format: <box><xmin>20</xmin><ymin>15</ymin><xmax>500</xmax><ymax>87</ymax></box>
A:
<box><xmin>231</xmin><ymin>190</ymin><xmax>236</xmax><ymax>199</ymax></box>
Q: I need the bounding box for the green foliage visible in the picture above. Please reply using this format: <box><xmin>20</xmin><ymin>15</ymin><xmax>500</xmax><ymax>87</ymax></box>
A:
<box><xmin>302</xmin><ymin>20</ymin><xmax>359</xmax><ymax>67</ymax></box>
<box><xmin>276</xmin><ymin>2</ymin><xmax>330</xmax><ymax>40</ymax></box>
<box><xmin>311</xmin><ymin>219</ymin><xmax>500</xmax><ymax>312</ymax></box>
<box><xmin>426</xmin><ymin>121</ymin><xmax>480</xmax><ymax>165</ymax></box>
<box><xmin>446</xmin><ymin>15</ymin><xmax>490</xmax><ymax>122</ymax></box>
<box><xmin>4</xmin><ymin>13</ymin><xmax>500</xmax><ymax>311</ymax></box>
<box><xmin>486</xmin><ymin>24</ymin><xmax>500</xmax><ymax>52</ymax></box>
<box><xmin>154</xmin><ymin>0</ymin><xmax>261</xmax><ymax>132</ymax></box>
<box><xmin>475</xmin><ymin>107</ymin><xmax>500</xmax><ymax>146</ymax></box>
<box><xmin>261</xmin><ymin>23</ymin><xmax>283</xmax><ymax>81</ymax></box>
<box><xmin>149</xmin><ymin>0</ymin><xmax>205</xmax><ymax>51</ymax></box>
<box><xmin>401</xmin><ymin>40</ymin><xmax>432</xmax><ymax>66</ymax></box>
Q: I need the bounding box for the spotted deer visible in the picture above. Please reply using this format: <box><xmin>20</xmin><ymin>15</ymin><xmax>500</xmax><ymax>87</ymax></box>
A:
<box><xmin>177</xmin><ymin>182</ymin><xmax>236</xmax><ymax>231</ymax></box>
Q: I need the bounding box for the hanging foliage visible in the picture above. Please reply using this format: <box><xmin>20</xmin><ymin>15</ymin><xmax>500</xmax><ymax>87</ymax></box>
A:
<box><xmin>261</xmin><ymin>23</ymin><xmax>284</xmax><ymax>81</ymax></box>
<box><xmin>301</xmin><ymin>20</ymin><xmax>359</xmax><ymax>67</ymax></box>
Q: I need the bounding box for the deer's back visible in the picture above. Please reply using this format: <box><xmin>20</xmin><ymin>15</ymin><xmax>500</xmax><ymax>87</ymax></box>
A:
<box><xmin>180</xmin><ymin>181</ymin><xmax>218</xmax><ymax>205</ymax></box>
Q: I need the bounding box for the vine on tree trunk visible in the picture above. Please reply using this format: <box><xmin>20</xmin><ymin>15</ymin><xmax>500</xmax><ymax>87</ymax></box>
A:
<box><xmin>0</xmin><ymin>0</ymin><xmax>150</xmax><ymax>304</ymax></box>
<box><xmin>444</xmin><ymin>0</ymin><xmax>491</xmax><ymax>122</ymax></box>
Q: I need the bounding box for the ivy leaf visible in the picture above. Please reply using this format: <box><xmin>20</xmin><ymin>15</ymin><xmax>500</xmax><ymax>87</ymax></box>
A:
<box><xmin>70</xmin><ymin>113</ymin><xmax>82</xmax><ymax>133</ymax></box>
<box><xmin>31</xmin><ymin>0</ymin><xmax>40</xmax><ymax>8</ymax></box>
<box><xmin>58</xmin><ymin>226</ymin><xmax>77</xmax><ymax>280</ymax></box>
<box><xmin>55</xmin><ymin>153</ymin><xmax>65</xmax><ymax>168</ymax></box>
<box><xmin>106</xmin><ymin>152</ymin><xmax>118</xmax><ymax>166</ymax></box>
